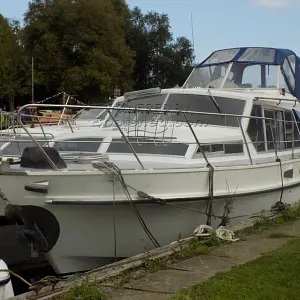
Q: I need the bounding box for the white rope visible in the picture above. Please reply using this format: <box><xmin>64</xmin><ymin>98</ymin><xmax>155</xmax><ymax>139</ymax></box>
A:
<box><xmin>193</xmin><ymin>224</ymin><xmax>214</xmax><ymax>237</ymax></box>
<box><xmin>216</xmin><ymin>226</ymin><xmax>240</xmax><ymax>242</ymax></box>
<box><xmin>192</xmin><ymin>224</ymin><xmax>239</xmax><ymax>242</ymax></box>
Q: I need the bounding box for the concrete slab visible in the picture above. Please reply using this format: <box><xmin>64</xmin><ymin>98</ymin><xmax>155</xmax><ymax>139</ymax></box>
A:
<box><xmin>107</xmin><ymin>220</ymin><xmax>300</xmax><ymax>300</ymax></box>
<box><xmin>211</xmin><ymin>236</ymin><xmax>290</xmax><ymax>262</ymax></box>
<box><xmin>107</xmin><ymin>256</ymin><xmax>239</xmax><ymax>300</ymax></box>
<box><xmin>127</xmin><ymin>256</ymin><xmax>237</xmax><ymax>292</ymax></box>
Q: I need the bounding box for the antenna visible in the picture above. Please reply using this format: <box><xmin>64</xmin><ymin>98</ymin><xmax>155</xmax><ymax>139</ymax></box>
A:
<box><xmin>32</xmin><ymin>57</ymin><xmax>34</xmax><ymax>103</ymax></box>
<box><xmin>191</xmin><ymin>13</ymin><xmax>195</xmax><ymax>64</ymax></box>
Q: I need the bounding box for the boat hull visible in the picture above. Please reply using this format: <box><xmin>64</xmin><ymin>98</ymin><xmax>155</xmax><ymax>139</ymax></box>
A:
<box><xmin>0</xmin><ymin>159</ymin><xmax>299</xmax><ymax>274</ymax></box>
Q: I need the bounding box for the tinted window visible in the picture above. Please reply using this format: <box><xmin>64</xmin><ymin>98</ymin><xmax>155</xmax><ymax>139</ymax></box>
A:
<box><xmin>283</xmin><ymin>58</ymin><xmax>295</xmax><ymax>90</ymax></box>
<box><xmin>53</xmin><ymin>138</ymin><xmax>102</xmax><ymax>152</ymax></box>
<box><xmin>292</xmin><ymin>110</ymin><xmax>300</xmax><ymax>147</ymax></box>
<box><xmin>164</xmin><ymin>94</ymin><xmax>245</xmax><ymax>127</ymax></box>
<box><xmin>224</xmin><ymin>143</ymin><xmax>243</xmax><ymax>154</ymax></box>
<box><xmin>107</xmin><ymin>138</ymin><xmax>188</xmax><ymax>156</ymax></box>
<box><xmin>196</xmin><ymin>143</ymin><xmax>243</xmax><ymax>156</ymax></box>
<box><xmin>104</xmin><ymin>95</ymin><xmax>166</xmax><ymax>127</ymax></box>
<box><xmin>247</xmin><ymin>105</ymin><xmax>265</xmax><ymax>152</ymax></box>
<box><xmin>274</xmin><ymin>111</ymin><xmax>285</xmax><ymax>150</ymax></box>
<box><xmin>284</xmin><ymin>111</ymin><xmax>293</xmax><ymax>149</ymax></box>
<box><xmin>1</xmin><ymin>136</ymin><xmax>47</xmax><ymax>156</ymax></box>
<box><xmin>74</xmin><ymin>109</ymin><xmax>106</xmax><ymax>120</ymax></box>
<box><xmin>264</xmin><ymin>110</ymin><xmax>275</xmax><ymax>151</ymax></box>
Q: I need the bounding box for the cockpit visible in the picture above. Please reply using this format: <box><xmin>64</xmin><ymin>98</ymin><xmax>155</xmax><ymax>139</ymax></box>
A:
<box><xmin>183</xmin><ymin>47</ymin><xmax>299</xmax><ymax>97</ymax></box>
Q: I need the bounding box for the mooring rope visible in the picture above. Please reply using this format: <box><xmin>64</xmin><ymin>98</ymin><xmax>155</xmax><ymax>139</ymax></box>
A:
<box><xmin>95</xmin><ymin>161</ymin><xmax>160</xmax><ymax>248</ymax></box>
<box><xmin>206</xmin><ymin>164</ymin><xmax>214</xmax><ymax>226</ymax></box>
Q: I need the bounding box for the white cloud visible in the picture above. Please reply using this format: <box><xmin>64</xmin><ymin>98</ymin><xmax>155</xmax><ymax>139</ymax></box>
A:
<box><xmin>252</xmin><ymin>0</ymin><xmax>297</xmax><ymax>9</ymax></box>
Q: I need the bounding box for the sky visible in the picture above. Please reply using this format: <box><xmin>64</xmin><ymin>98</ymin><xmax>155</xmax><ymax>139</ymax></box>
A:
<box><xmin>0</xmin><ymin>0</ymin><xmax>300</xmax><ymax>63</ymax></box>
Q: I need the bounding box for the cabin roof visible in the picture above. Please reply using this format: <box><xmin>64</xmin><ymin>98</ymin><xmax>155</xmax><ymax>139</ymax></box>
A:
<box><xmin>198</xmin><ymin>47</ymin><xmax>299</xmax><ymax>67</ymax></box>
<box><xmin>197</xmin><ymin>47</ymin><xmax>300</xmax><ymax>99</ymax></box>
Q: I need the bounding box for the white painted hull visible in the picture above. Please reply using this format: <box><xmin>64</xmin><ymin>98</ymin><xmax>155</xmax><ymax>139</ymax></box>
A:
<box><xmin>0</xmin><ymin>158</ymin><xmax>299</xmax><ymax>274</ymax></box>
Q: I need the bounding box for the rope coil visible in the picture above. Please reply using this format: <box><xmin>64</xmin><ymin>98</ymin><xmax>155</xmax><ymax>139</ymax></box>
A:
<box><xmin>193</xmin><ymin>225</ymin><xmax>239</xmax><ymax>242</ymax></box>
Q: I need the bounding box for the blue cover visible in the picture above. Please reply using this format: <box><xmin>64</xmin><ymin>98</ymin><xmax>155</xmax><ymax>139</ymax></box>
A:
<box><xmin>197</xmin><ymin>47</ymin><xmax>300</xmax><ymax>99</ymax></box>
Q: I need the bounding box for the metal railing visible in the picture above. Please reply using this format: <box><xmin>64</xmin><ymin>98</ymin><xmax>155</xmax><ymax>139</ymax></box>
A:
<box><xmin>8</xmin><ymin>103</ymin><xmax>300</xmax><ymax>171</ymax></box>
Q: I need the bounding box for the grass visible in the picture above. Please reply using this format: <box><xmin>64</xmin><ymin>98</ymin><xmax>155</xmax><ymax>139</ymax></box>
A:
<box><xmin>169</xmin><ymin>237</ymin><xmax>300</xmax><ymax>300</ymax></box>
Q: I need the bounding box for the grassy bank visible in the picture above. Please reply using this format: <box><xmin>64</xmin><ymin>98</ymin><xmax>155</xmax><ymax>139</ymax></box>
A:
<box><xmin>170</xmin><ymin>236</ymin><xmax>300</xmax><ymax>300</ymax></box>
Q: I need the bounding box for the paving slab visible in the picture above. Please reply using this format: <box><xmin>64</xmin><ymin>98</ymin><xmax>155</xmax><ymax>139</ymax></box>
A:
<box><xmin>107</xmin><ymin>219</ymin><xmax>300</xmax><ymax>300</ymax></box>
<box><xmin>124</xmin><ymin>256</ymin><xmax>238</xmax><ymax>294</ymax></box>
<box><xmin>210</xmin><ymin>235</ymin><xmax>291</xmax><ymax>262</ymax></box>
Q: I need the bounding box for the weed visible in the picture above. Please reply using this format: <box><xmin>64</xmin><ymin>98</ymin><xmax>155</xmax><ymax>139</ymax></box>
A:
<box><xmin>63</xmin><ymin>280</ymin><xmax>105</xmax><ymax>300</ymax></box>
<box><xmin>142</xmin><ymin>258</ymin><xmax>168</xmax><ymax>273</ymax></box>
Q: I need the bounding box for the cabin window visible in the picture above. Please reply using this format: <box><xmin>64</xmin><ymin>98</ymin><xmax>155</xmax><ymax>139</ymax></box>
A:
<box><xmin>183</xmin><ymin>63</ymin><xmax>233</xmax><ymax>89</ymax></box>
<box><xmin>195</xmin><ymin>142</ymin><xmax>243</xmax><ymax>157</ymax></box>
<box><xmin>264</xmin><ymin>110</ymin><xmax>276</xmax><ymax>151</ymax></box>
<box><xmin>103</xmin><ymin>94</ymin><xmax>166</xmax><ymax>127</ymax></box>
<box><xmin>202</xmin><ymin>49</ymin><xmax>240</xmax><ymax>65</ymax></box>
<box><xmin>287</xmin><ymin>55</ymin><xmax>296</xmax><ymax>73</ymax></box>
<box><xmin>0</xmin><ymin>136</ymin><xmax>48</xmax><ymax>156</ymax></box>
<box><xmin>106</xmin><ymin>138</ymin><xmax>188</xmax><ymax>156</ymax></box>
<box><xmin>74</xmin><ymin>108</ymin><xmax>106</xmax><ymax>120</ymax></box>
<box><xmin>53</xmin><ymin>138</ymin><xmax>102</xmax><ymax>152</ymax></box>
<box><xmin>292</xmin><ymin>110</ymin><xmax>300</xmax><ymax>147</ymax></box>
<box><xmin>284</xmin><ymin>111</ymin><xmax>294</xmax><ymax>149</ymax></box>
<box><xmin>247</xmin><ymin>105</ymin><xmax>265</xmax><ymax>152</ymax></box>
<box><xmin>283</xmin><ymin>58</ymin><xmax>295</xmax><ymax>90</ymax></box>
<box><xmin>274</xmin><ymin>111</ymin><xmax>285</xmax><ymax>150</ymax></box>
<box><xmin>238</xmin><ymin>48</ymin><xmax>275</xmax><ymax>63</ymax></box>
<box><xmin>224</xmin><ymin>143</ymin><xmax>243</xmax><ymax>154</ymax></box>
<box><xmin>202</xmin><ymin>144</ymin><xmax>223</xmax><ymax>153</ymax></box>
<box><xmin>164</xmin><ymin>94</ymin><xmax>245</xmax><ymax>127</ymax></box>
<box><xmin>258</xmin><ymin>109</ymin><xmax>300</xmax><ymax>152</ymax></box>
<box><xmin>241</xmin><ymin>65</ymin><xmax>261</xmax><ymax>88</ymax></box>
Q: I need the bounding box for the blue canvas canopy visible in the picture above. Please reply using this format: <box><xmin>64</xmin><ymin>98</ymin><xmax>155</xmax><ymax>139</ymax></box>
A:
<box><xmin>196</xmin><ymin>47</ymin><xmax>300</xmax><ymax>99</ymax></box>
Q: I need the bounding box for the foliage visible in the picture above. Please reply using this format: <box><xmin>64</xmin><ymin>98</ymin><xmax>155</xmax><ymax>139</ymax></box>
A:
<box><xmin>23</xmin><ymin>0</ymin><xmax>135</xmax><ymax>102</ymax></box>
<box><xmin>127</xmin><ymin>7</ymin><xmax>194</xmax><ymax>90</ymax></box>
<box><xmin>0</xmin><ymin>15</ymin><xmax>29</xmax><ymax>111</ymax></box>
<box><xmin>0</xmin><ymin>1</ymin><xmax>195</xmax><ymax>107</ymax></box>
<box><xmin>170</xmin><ymin>237</ymin><xmax>300</xmax><ymax>300</ymax></box>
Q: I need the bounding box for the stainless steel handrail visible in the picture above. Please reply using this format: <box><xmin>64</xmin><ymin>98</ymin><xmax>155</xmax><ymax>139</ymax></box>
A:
<box><xmin>107</xmin><ymin>110</ymin><xmax>145</xmax><ymax>169</ymax></box>
<box><xmin>16</xmin><ymin>112</ymin><xmax>59</xmax><ymax>170</ymax></box>
<box><xmin>15</xmin><ymin>103</ymin><xmax>300</xmax><ymax>171</ymax></box>
<box><xmin>183</xmin><ymin>112</ymin><xmax>210</xmax><ymax>166</ymax></box>
<box><xmin>237</xmin><ymin>117</ymin><xmax>253</xmax><ymax>164</ymax></box>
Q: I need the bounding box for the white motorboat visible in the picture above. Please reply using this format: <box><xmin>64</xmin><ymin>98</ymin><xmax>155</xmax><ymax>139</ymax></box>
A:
<box><xmin>1</xmin><ymin>47</ymin><xmax>300</xmax><ymax>274</ymax></box>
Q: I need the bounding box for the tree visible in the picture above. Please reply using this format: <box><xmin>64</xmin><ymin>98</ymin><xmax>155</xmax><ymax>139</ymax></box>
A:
<box><xmin>0</xmin><ymin>15</ymin><xmax>28</xmax><ymax>111</ymax></box>
<box><xmin>127</xmin><ymin>7</ymin><xmax>194</xmax><ymax>90</ymax></box>
<box><xmin>23</xmin><ymin>0</ymin><xmax>135</xmax><ymax>102</ymax></box>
